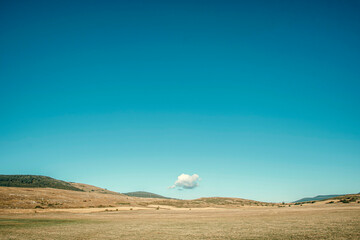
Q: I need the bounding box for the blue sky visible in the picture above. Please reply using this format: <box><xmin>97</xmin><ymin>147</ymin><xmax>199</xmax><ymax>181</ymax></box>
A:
<box><xmin>0</xmin><ymin>0</ymin><xmax>359</xmax><ymax>202</ymax></box>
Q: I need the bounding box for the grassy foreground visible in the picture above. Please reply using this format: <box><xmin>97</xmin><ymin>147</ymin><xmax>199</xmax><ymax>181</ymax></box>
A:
<box><xmin>0</xmin><ymin>204</ymin><xmax>359</xmax><ymax>240</ymax></box>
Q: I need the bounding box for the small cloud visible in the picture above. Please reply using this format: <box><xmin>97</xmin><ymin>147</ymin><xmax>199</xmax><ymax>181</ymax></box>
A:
<box><xmin>169</xmin><ymin>173</ymin><xmax>200</xmax><ymax>190</ymax></box>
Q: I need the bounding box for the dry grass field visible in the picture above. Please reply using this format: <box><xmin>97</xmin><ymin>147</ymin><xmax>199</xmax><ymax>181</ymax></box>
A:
<box><xmin>0</xmin><ymin>203</ymin><xmax>359</xmax><ymax>240</ymax></box>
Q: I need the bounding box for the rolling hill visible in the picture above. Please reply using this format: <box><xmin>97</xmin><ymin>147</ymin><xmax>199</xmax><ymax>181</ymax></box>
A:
<box><xmin>69</xmin><ymin>182</ymin><xmax>121</xmax><ymax>195</ymax></box>
<box><xmin>293</xmin><ymin>194</ymin><xmax>343</xmax><ymax>203</ymax></box>
<box><xmin>123</xmin><ymin>191</ymin><xmax>170</xmax><ymax>199</ymax></box>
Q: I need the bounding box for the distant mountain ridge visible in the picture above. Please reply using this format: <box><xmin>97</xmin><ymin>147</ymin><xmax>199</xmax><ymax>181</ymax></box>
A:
<box><xmin>293</xmin><ymin>194</ymin><xmax>343</xmax><ymax>203</ymax></box>
<box><xmin>123</xmin><ymin>191</ymin><xmax>170</xmax><ymax>199</ymax></box>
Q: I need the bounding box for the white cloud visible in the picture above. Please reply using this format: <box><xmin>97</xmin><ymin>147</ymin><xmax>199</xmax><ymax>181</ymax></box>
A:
<box><xmin>169</xmin><ymin>173</ymin><xmax>200</xmax><ymax>189</ymax></box>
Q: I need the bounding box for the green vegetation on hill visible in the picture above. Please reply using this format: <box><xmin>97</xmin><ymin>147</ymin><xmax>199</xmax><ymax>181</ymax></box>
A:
<box><xmin>293</xmin><ymin>194</ymin><xmax>343</xmax><ymax>203</ymax></box>
<box><xmin>123</xmin><ymin>191</ymin><xmax>170</xmax><ymax>199</ymax></box>
<box><xmin>0</xmin><ymin>175</ymin><xmax>83</xmax><ymax>192</ymax></box>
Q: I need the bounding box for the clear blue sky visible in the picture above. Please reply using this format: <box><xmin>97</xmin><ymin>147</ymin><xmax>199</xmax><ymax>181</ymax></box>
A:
<box><xmin>1</xmin><ymin>0</ymin><xmax>359</xmax><ymax>202</ymax></box>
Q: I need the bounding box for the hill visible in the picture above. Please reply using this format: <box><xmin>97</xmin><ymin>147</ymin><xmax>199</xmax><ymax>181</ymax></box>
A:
<box><xmin>69</xmin><ymin>182</ymin><xmax>121</xmax><ymax>195</ymax></box>
<box><xmin>123</xmin><ymin>191</ymin><xmax>170</xmax><ymax>199</ymax></box>
<box><xmin>293</xmin><ymin>194</ymin><xmax>343</xmax><ymax>203</ymax></box>
<box><xmin>0</xmin><ymin>175</ymin><xmax>83</xmax><ymax>192</ymax></box>
<box><xmin>0</xmin><ymin>186</ymin><xmax>150</xmax><ymax>209</ymax></box>
<box><xmin>327</xmin><ymin>194</ymin><xmax>360</xmax><ymax>203</ymax></box>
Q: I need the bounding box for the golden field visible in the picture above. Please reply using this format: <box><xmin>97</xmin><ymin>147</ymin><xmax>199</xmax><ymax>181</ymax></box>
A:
<box><xmin>1</xmin><ymin>202</ymin><xmax>359</xmax><ymax>239</ymax></box>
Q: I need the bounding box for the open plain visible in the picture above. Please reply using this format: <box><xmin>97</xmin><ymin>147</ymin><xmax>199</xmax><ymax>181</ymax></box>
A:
<box><xmin>1</xmin><ymin>203</ymin><xmax>359</xmax><ymax>240</ymax></box>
